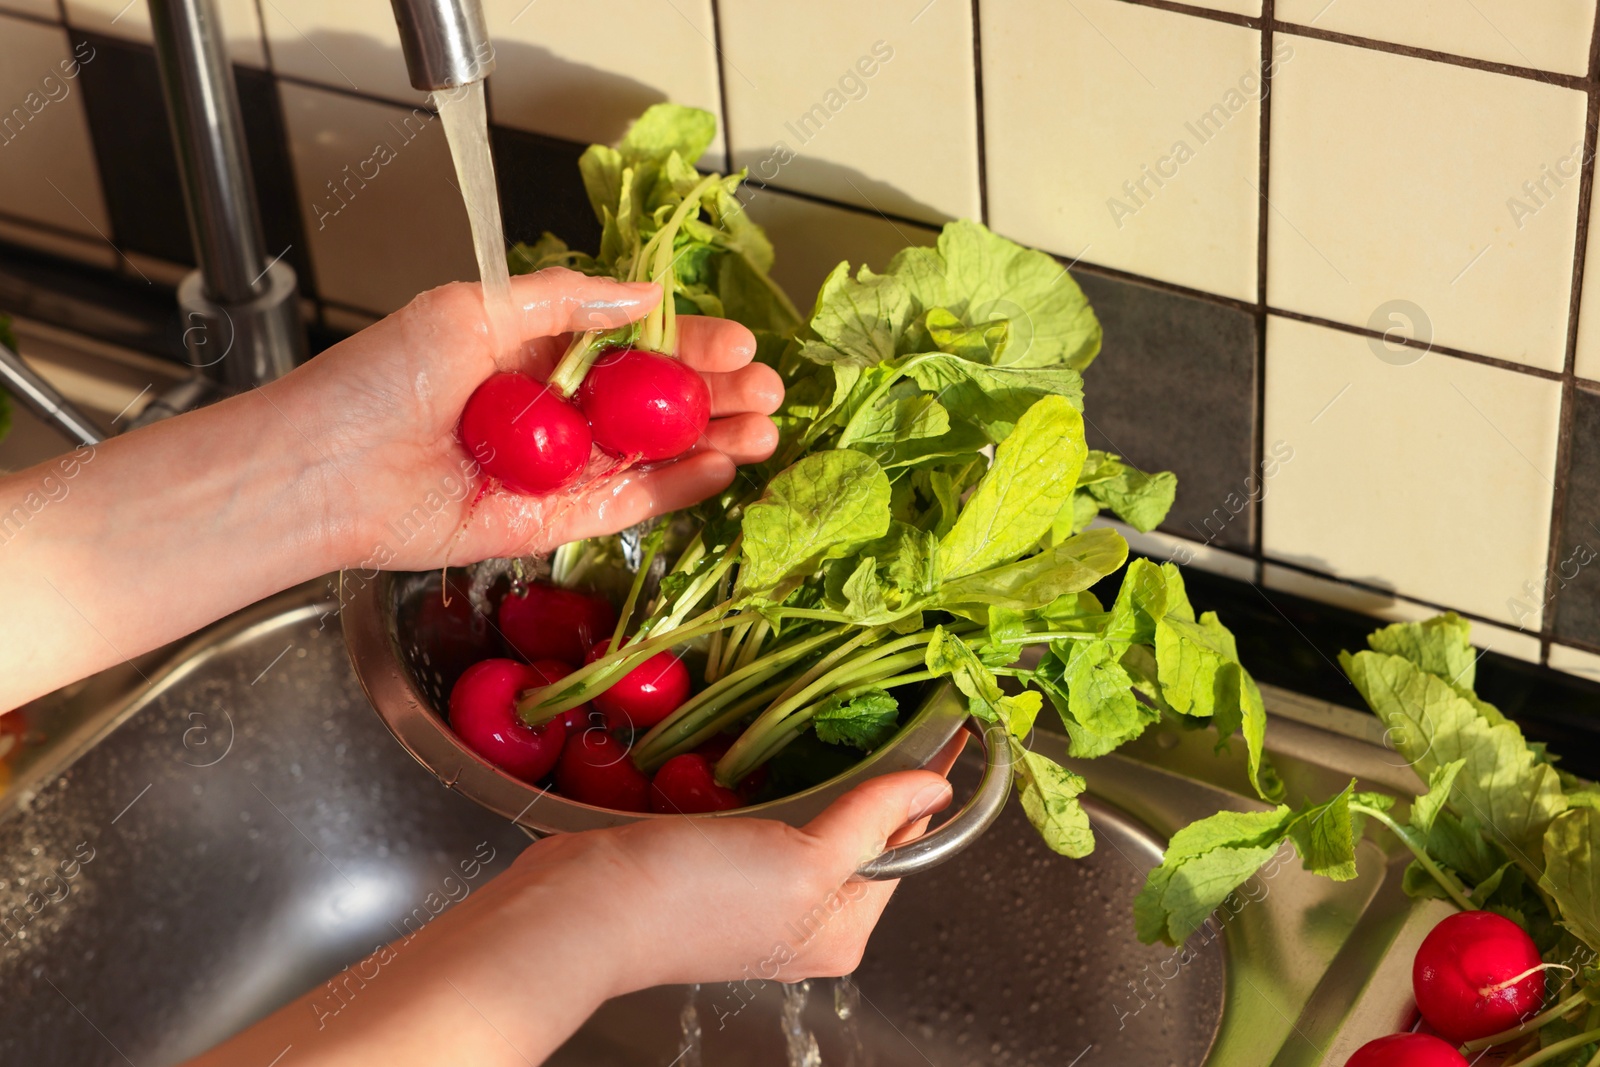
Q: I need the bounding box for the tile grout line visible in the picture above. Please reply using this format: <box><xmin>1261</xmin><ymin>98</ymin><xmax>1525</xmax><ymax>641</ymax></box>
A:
<box><xmin>1252</xmin><ymin>0</ymin><xmax>1276</xmax><ymax>586</ymax></box>
<box><xmin>1110</xmin><ymin>0</ymin><xmax>1596</xmax><ymax>89</ymax></box>
<box><xmin>970</xmin><ymin>0</ymin><xmax>990</xmax><ymax>225</ymax></box>
<box><xmin>707</xmin><ymin>0</ymin><xmax>736</xmax><ymax>173</ymax></box>
<box><xmin>1536</xmin><ymin>10</ymin><xmax>1600</xmax><ymax>664</ymax></box>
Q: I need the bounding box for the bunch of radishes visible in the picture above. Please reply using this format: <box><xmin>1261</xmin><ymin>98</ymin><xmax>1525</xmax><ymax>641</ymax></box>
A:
<box><xmin>1345</xmin><ymin>911</ymin><xmax>1570</xmax><ymax>1066</ymax></box>
<box><xmin>460</xmin><ymin>171</ymin><xmax>729</xmax><ymax>494</ymax></box>
<box><xmin>444</xmin><ymin>580</ymin><xmax>760</xmax><ymax>814</ymax></box>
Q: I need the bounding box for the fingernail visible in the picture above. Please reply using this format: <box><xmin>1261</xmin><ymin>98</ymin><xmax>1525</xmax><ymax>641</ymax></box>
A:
<box><xmin>909</xmin><ymin>782</ymin><xmax>952</xmax><ymax>822</ymax></box>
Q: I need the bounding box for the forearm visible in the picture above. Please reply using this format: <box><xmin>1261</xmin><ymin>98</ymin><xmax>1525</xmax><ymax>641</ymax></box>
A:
<box><xmin>183</xmin><ymin>856</ymin><xmax>625</xmax><ymax>1067</ymax></box>
<box><xmin>0</xmin><ymin>380</ymin><xmax>346</xmax><ymax>709</ymax></box>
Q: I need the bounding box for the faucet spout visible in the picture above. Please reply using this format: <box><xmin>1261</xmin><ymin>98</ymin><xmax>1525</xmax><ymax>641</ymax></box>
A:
<box><xmin>389</xmin><ymin>0</ymin><xmax>496</xmax><ymax>92</ymax></box>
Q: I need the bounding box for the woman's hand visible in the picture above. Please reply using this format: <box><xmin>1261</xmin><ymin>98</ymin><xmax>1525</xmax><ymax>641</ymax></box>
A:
<box><xmin>181</xmin><ymin>761</ymin><xmax>960</xmax><ymax>1067</ymax></box>
<box><xmin>269</xmin><ymin>269</ymin><xmax>783</xmax><ymax>571</ymax></box>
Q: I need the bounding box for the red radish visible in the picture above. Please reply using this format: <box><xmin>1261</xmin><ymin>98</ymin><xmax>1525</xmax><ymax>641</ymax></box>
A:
<box><xmin>650</xmin><ymin>754</ymin><xmax>743</xmax><ymax>814</ymax></box>
<box><xmin>498</xmin><ymin>583</ymin><xmax>617</xmax><ymax>664</ymax></box>
<box><xmin>448</xmin><ymin>659</ymin><xmax>566</xmax><ymax>782</ymax></box>
<box><xmin>1414</xmin><ymin>911</ymin><xmax>1546</xmax><ymax>1043</ymax></box>
<box><xmin>459</xmin><ymin>371</ymin><xmax>592</xmax><ymax>494</ymax></box>
<box><xmin>576</xmin><ymin>347</ymin><xmax>710</xmax><ymax>462</ymax></box>
<box><xmin>1345</xmin><ymin>1033</ymin><xmax>1467</xmax><ymax>1067</ymax></box>
<box><xmin>586</xmin><ymin>638</ymin><xmax>692</xmax><ymax>731</ymax></box>
<box><xmin>555</xmin><ymin>730</ymin><xmax>650</xmax><ymax>811</ymax></box>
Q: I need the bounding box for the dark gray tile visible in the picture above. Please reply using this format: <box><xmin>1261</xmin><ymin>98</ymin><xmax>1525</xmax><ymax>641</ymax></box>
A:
<box><xmin>490</xmin><ymin>125</ymin><xmax>602</xmax><ymax>259</ymax></box>
<box><xmin>71</xmin><ymin>33</ymin><xmax>313</xmax><ymax>294</ymax></box>
<box><xmin>1074</xmin><ymin>270</ymin><xmax>1260</xmax><ymax>552</ymax></box>
<box><xmin>1553</xmin><ymin>384</ymin><xmax>1600</xmax><ymax>647</ymax></box>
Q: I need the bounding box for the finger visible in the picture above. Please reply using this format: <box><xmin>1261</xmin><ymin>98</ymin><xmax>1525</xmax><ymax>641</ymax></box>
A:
<box><xmin>507</xmin><ymin>268</ymin><xmax>660</xmax><ymax>338</ymax></box>
<box><xmin>802</xmin><ymin>770</ymin><xmax>954</xmax><ymax>880</ymax></box>
<box><xmin>883</xmin><ymin>733</ymin><xmax>969</xmax><ymax>848</ymax></box>
<box><xmin>695</xmin><ymin>413</ymin><xmax>779</xmax><ymax>467</ymax></box>
<box><xmin>674</xmin><ymin>316</ymin><xmax>758</xmax><ymax>372</ymax></box>
<box><xmin>557</xmin><ymin>452</ymin><xmax>737</xmax><ymax>543</ymax></box>
<box><xmin>704</xmin><ymin>364</ymin><xmax>784</xmax><ymax>417</ymax></box>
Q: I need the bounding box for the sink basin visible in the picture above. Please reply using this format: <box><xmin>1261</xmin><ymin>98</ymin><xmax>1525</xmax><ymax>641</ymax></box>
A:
<box><xmin>0</xmin><ymin>583</ymin><xmax>1429</xmax><ymax>1066</ymax></box>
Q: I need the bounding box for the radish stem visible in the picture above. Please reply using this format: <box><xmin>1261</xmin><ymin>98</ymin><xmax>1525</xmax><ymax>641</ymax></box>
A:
<box><xmin>1350</xmin><ymin>802</ymin><xmax>1478</xmax><ymax>912</ymax></box>
<box><xmin>1504</xmin><ymin>1026</ymin><xmax>1600</xmax><ymax>1067</ymax></box>
<box><xmin>1462</xmin><ymin>990</ymin><xmax>1591</xmax><ymax>1052</ymax></box>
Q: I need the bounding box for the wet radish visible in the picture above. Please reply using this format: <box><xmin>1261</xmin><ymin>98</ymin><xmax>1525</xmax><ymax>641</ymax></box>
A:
<box><xmin>1345</xmin><ymin>1033</ymin><xmax>1467</xmax><ymax>1067</ymax></box>
<box><xmin>459</xmin><ymin>371</ymin><xmax>592</xmax><ymax>494</ymax></box>
<box><xmin>586</xmin><ymin>638</ymin><xmax>692</xmax><ymax>731</ymax></box>
<box><xmin>650</xmin><ymin>753</ymin><xmax>743</xmax><ymax>814</ymax></box>
<box><xmin>577</xmin><ymin>347</ymin><xmax>710</xmax><ymax>462</ymax></box>
<box><xmin>1414</xmin><ymin>910</ymin><xmax>1547</xmax><ymax>1043</ymax></box>
<box><xmin>555</xmin><ymin>730</ymin><xmax>650</xmax><ymax>811</ymax></box>
<box><xmin>498</xmin><ymin>583</ymin><xmax>617</xmax><ymax>664</ymax></box>
<box><xmin>448</xmin><ymin>659</ymin><xmax>567</xmax><ymax>782</ymax></box>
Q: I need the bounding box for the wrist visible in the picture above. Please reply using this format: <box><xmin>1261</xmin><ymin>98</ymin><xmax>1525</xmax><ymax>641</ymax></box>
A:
<box><xmin>253</xmin><ymin>371</ymin><xmax>368</xmax><ymax>575</ymax></box>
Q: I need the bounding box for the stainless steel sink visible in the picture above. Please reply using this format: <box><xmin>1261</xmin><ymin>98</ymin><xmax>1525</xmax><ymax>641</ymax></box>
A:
<box><xmin>0</xmin><ymin>582</ymin><xmax>1433</xmax><ymax>1066</ymax></box>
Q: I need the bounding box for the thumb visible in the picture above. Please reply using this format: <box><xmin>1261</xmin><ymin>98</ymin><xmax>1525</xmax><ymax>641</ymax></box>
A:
<box><xmin>802</xmin><ymin>770</ymin><xmax>954</xmax><ymax>879</ymax></box>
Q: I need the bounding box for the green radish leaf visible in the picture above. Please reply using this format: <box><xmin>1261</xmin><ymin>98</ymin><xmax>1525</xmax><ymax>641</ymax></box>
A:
<box><xmin>1154</xmin><ymin>612</ymin><xmax>1237</xmax><ymax>717</ymax></box>
<box><xmin>803</xmin><ymin>263</ymin><xmax>915</xmax><ymax>368</ymax></box>
<box><xmin>887</xmin><ymin>220</ymin><xmax>1101</xmax><ymax>370</ymax></box>
<box><xmin>1540</xmin><ymin>808</ymin><xmax>1600</xmax><ymax>951</ymax></box>
<box><xmin>840</xmin><ymin>557</ymin><xmax>889</xmax><ymax>622</ymax></box>
<box><xmin>1342</xmin><ymin>648</ymin><xmax>1567</xmax><ymax>861</ymax></box>
<box><xmin>1134</xmin><ymin>805</ymin><xmax>1295</xmax><ymax>945</ymax></box>
<box><xmin>738</xmin><ymin>450</ymin><xmax>892</xmax><ymax>597</ymax></box>
<box><xmin>938</xmin><ymin>526</ymin><xmax>1127</xmax><ymax>614</ymax></box>
<box><xmin>1286</xmin><ymin>780</ymin><xmax>1361</xmax><ymax>882</ymax></box>
<box><xmin>924</xmin><ymin>627</ymin><xmax>1004</xmax><ymax>723</ymax></box>
<box><xmin>925</xmin><ymin>306</ymin><xmax>1009</xmax><ymax>363</ymax></box>
<box><xmin>1086</xmin><ymin>465</ymin><xmax>1177</xmax><ymax>534</ymax></box>
<box><xmin>618</xmin><ymin>102</ymin><xmax>717</xmax><ymax>166</ymax></box>
<box><xmin>1411</xmin><ymin>759</ymin><xmax>1467</xmax><ymax>834</ymax></box>
<box><xmin>1038</xmin><ymin>638</ymin><xmax>1158</xmax><ymax>759</ymax></box>
<box><xmin>904</xmin><ymin>354</ymin><xmax>1084</xmax><ymax>443</ymax></box>
<box><xmin>1010</xmin><ymin>741</ymin><xmax>1094</xmax><ymax>858</ymax></box>
<box><xmin>874</xmin><ymin>422</ymin><xmax>990</xmax><ymax>472</ymax></box>
<box><xmin>938</xmin><ymin>395</ymin><xmax>1087</xmax><ymax>580</ymax></box>
<box><xmin>840</xmin><ymin>393</ymin><xmax>950</xmax><ymax>449</ymax></box>
<box><xmin>813</xmin><ymin>689</ymin><xmax>900</xmax><ymax>751</ymax></box>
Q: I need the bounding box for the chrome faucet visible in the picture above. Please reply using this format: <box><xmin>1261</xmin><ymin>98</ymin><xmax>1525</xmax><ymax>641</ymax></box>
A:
<box><xmin>389</xmin><ymin>0</ymin><xmax>497</xmax><ymax>91</ymax></box>
<box><xmin>0</xmin><ymin>0</ymin><xmax>496</xmax><ymax>445</ymax></box>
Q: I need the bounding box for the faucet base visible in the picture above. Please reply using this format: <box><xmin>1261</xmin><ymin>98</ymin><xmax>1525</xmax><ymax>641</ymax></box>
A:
<box><xmin>177</xmin><ymin>261</ymin><xmax>304</xmax><ymax>389</ymax></box>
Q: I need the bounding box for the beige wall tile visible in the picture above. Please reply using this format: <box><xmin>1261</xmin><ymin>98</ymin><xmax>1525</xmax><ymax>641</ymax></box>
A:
<box><xmin>0</xmin><ymin>0</ymin><xmax>60</xmax><ymax>18</ymax></box>
<box><xmin>983</xmin><ymin>0</ymin><xmax>1262</xmax><ymax>302</ymax></box>
<box><xmin>259</xmin><ymin>0</ymin><xmax>422</xmax><ymax>104</ymax></box>
<box><xmin>64</xmin><ymin>0</ymin><xmax>268</xmax><ymax>67</ymax></box>
<box><xmin>738</xmin><ymin>186</ymin><xmax>937</xmax><ymax>314</ymax></box>
<box><xmin>1263</xmin><ymin>315</ymin><xmax>1561</xmax><ymax>628</ymax></box>
<box><xmin>1549</xmin><ymin>643</ymin><xmax>1600</xmax><ymax>682</ymax></box>
<box><xmin>483</xmin><ymin>0</ymin><xmax>724</xmax><ymax>167</ymax></box>
<box><xmin>1277</xmin><ymin>0</ymin><xmax>1596</xmax><ymax>77</ymax></box>
<box><xmin>717</xmin><ymin>0</ymin><xmax>979</xmax><ymax>224</ymax></box>
<box><xmin>0</xmin><ymin>18</ymin><xmax>112</xmax><ymax>244</ymax></box>
<box><xmin>1261</xmin><ymin>563</ymin><xmax>1543</xmax><ymax>661</ymax></box>
<box><xmin>1190</xmin><ymin>0</ymin><xmax>1261</xmax><ymax>14</ymax></box>
<box><xmin>278</xmin><ymin>82</ymin><xmax>476</xmax><ymax>315</ymax></box>
<box><xmin>1269</xmin><ymin>35</ymin><xmax>1586</xmax><ymax>372</ymax></box>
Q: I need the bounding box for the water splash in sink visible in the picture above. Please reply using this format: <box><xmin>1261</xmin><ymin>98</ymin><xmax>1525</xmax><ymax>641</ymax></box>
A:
<box><xmin>834</xmin><ymin>975</ymin><xmax>867</xmax><ymax>1066</ymax></box>
<box><xmin>781</xmin><ymin>981</ymin><xmax>821</xmax><ymax>1067</ymax></box>
<box><xmin>678</xmin><ymin>983</ymin><xmax>703</xmax><ymax>1067</ymax></box>
<box><xmin>432</xmin><ymin>81</ymin><xmax>511</xmax><ymax>330</ymax></box>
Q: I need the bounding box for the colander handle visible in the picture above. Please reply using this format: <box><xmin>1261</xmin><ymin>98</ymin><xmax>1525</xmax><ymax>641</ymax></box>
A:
<box><xmin>854</xmin><ymin>717</ymin><xmax>1013</xmax><ymax>881</ymax></box>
